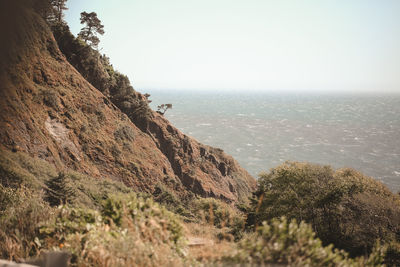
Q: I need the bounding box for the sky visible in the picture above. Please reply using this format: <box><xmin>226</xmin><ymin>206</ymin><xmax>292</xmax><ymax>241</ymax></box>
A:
<box><xmin>65</xmin><ymin>0</ymin><xmax>400</xmax><ymax>93</ymax></box>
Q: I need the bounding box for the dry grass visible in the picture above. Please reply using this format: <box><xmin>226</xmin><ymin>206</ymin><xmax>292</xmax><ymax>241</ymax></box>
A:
<box><xmin>184</xmin><ymin>222</ymin><xmax>237</xmax><ymax>264</ymax></box>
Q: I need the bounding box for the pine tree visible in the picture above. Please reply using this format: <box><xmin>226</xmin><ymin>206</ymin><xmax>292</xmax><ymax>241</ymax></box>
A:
<box><xmin>78</xmin><ymin>11</ymin><xmax>105</xmax><ymax>49</ymax></box>
<box><xmin>45</xmin><ymin>172</ymin><xmax>75</xmax><ymax>206</ymax></box>
<box><xmin>39</xmin><ymin>0</ymin><xmax>68</xmax><ymax>25</ymax></box>
<box><xmin>51</xmin><ymin>0</ymin><xmax>68</xmax><ymax>23</ymax></box>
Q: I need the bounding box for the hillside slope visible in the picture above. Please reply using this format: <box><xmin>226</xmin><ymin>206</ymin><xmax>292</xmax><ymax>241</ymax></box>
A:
<box><xmin>0</xmin><ymin>1</ymin><xmax>255</xmax><ymax>202</ymax></box>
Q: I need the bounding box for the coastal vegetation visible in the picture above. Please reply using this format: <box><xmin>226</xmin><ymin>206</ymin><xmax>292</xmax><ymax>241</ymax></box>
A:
<box><xmin>77</xmin><ymin>11</ymin><xmax>104</xmax><ymax>49</ymax></box>
<box><xmin>246</xmin><ymin>162</ymin><xmax>400</xmax><ymax>257</ymax></box>
<box><xmin>0</xmin><ymin>1</ymin><xmax>399</xmax><ymax>266</ymax></box>
<box><xmin>1</xmin><ymin>149</ymin><xmax>399</xmax><ymax>265</ymax></box>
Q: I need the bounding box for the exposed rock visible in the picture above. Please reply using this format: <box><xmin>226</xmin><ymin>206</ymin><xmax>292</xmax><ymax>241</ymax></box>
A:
<box><xmin>143</xmin><ymin>114</ymin><xmax>255</xmax><ymax>201</ymax></box>
<box><xmin>45</xmin><ymin>117</ymin><xmax>81</xmax><ymax>161</ymax></box>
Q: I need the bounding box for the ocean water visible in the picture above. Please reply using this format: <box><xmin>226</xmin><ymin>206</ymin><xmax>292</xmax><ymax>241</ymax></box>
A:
<box><xmin>147</xmin><ymin>89</ymin><xmax>400</xmax><ymax>192</ymax></box>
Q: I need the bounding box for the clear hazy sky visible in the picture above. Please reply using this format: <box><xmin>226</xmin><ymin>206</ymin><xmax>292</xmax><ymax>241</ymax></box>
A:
<box><xmin>65</xmin><ymin>0</ymin><xmax>400</xmax><ymax>92</ymax></box>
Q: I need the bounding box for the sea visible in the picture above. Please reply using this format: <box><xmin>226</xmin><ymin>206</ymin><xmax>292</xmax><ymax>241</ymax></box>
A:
<box><xmin>147</xmin><ymin>89</ymin><xmax>400</xmax><ymax>193</ymax></box>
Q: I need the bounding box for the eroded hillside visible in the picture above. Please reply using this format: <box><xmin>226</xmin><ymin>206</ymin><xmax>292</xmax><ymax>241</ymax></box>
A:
<box><xmin>0</xmin><ymin>1</ymin><xmax>255</xmax><ymax>203</ymax></box>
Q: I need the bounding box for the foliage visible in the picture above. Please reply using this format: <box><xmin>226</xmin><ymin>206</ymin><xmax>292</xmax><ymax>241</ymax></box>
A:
<box><xmin>193</xmin><ymin>198</ymin><xmax>243</xmax><ymax>228</ymax></box>
<box><xmin>114</xmin><ymin>124</ymin><xmax>135</xmax><ymax>142</ymax></box>
<box><xmin>384</xmin><ymin>242</ymin><xmax>400</xmax><ymax>267</ymax></box>
<box><xmin>157</xmin><ymin>104</ymin><xmax>172</xmax><ymax>115</ymax></box>
<box><xmin>224</xmin><ymin>217</ymin><xmax>386</xmax><ymax>266</ymax></box>
<box><xmin>0</xmin><ymin>149</ymin><xmax>55</xmax><ymax>190</ymax></box>
<box><xmin>45</xmin><ymin>172</ymin><xmax>76</xmax><ymax>206</ymax></box>
<box><xmin>152</xmin><ymin>183</ymin><xmax>192</xmax><ymax>218</ymax></box>
<box><xmin>0</xmin><ymin>149</ymin><xmax>192</xmax><ymax>265</ymax></box>
<box><xmin>246</xmin><ymin>161</ymin><xmax>400</xmax><ymax>256</ymax></box>
<box><xmin>48</xmin><ymin>0</ymin><xmax>68</xmax><ymax>24</ymax></box>
<box><xmin>2</xmin><ymin>152</ymin><xmax>395</xmax><ymax>266</ymax></box>
<box><xmin>39</xmin><ymin>194</ymin><xmax>188</xmax><ymax>266</ymax></box>
<box><xmin>0</xmin><ymin>164</ymin><xmax>24</xmax><ymax>188</ymax></box>
<box><xmin>51</xmin><ymin>23</ymin><xmax>110</xmax><ymax>92</ymax></box>
<box><xmin>101</xmin><ymin>193</ymin><xmax>185</xmax><ymax>246</ymax></box>
<box><xmin>78</xmin><ymin>11</ymin><xmax>104</xmax><ymax>49</ymax></box>
<box><xmin>0</xmin><ymin>185</ymin><xmax>52</xmax><ymax>261</ymax></box>
<box><xmin>41</xmin><ymin>88</ymin><xmax>59</xmax><ymax>108</ymax></box>
<box><xmin>0</xmin><ymin>149</ymin><xmax>132</xmax><ymax>209</ymax></box>
<box><xmin>52</xmin><ymin>24</ymin><xmax>152</xmax><ymax>130</ymax></box>
<box><xmin>192</xmin><ymin>198</ymin><xmax>245</xmax><ymax>241</ymax></box>
<box><xmin>30</xmin><ymin>0</ymin><xmax>67</xmax><ymax>25</ymax></box>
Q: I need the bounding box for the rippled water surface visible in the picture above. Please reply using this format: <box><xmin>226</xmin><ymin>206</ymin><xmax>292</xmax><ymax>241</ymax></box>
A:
<box><xmin>148</xmin><ymin>90</ymin><xmax>400</xmax><ymax>192</ymax></box>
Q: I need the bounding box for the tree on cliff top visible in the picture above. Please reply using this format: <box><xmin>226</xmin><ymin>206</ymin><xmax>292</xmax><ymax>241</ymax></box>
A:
<box><xmin>33</xmin><ymin>0</ymin><xmax>68</xmax><ymax>24</ymax></box>
<box><xmin>78</xmin><ymin>11</ymin><xmax>104</xmax><ymax>49</ymax></box>
<box><xmin>51</xmin><ymin>0</ymin><xmax>68</xmax><ymax>23</ymax></box>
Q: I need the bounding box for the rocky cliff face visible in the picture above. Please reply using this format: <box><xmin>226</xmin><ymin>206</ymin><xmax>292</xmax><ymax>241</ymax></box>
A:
<box><xmin>0</xmin><ymin>2</ymin><xmax>255</xmax><ymax>202</ymax></box>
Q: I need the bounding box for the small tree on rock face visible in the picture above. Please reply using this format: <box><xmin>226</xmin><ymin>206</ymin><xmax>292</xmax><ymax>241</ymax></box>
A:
<box><xmin>157</xmin><ymin>104</ymin><xmax>172</xmax><ymax>115</ymax></box>
<box><xmin>78</xmin><ymin>11</ymin><xmax>104</xmax><ymax>49</ymax></box>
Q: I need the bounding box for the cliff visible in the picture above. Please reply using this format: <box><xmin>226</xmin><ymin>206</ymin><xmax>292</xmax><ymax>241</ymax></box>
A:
<box><xmin>0</xmin><ymin>1</ymin><xmax>255</xmax><ymax>203</ymax></box>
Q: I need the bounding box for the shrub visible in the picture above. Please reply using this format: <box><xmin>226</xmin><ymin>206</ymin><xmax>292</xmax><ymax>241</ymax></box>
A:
<box><xmin>0</xmin><ymin>149</ymin><xmax>56</xmax><ymax>189</ymax></box>
<box><xmin>60</xmin><ymin>220</ymin><xmax>186</xmax><ymax>266</ymax></box>
<box><xmin>42</xmin><ymin>89</ymin><xmax>59</xmax><ymax>108</ymax></box>
<box><xmin>0</xmin><ymin>148</ymin><xmax>134</xmax><ymax>209</ymax></box>
<box><xmin>114</xmin><ymin>125</ymin><xmax>135</xmax><ymax>142</ymax></box>
<box><xmin>224</xmin><ymin>217</ymin><xmax>386</xmax><ymax>266</ymax></box>
<box><xmin>39</xmin><ymin>194</ymin><xmax>188</xmax><ymax>266</ymax></box>
<box><xmin>0</xmin><ymin>185</ymin><xmax>52</xmax><ymax>261</ymax></box>
<box><xmin>384</xmin><ymin>242</ymin><xmax>400</xmax><ymax>267</ymax></box>
<box><xmin>246</xmin><ymin>161</ymin><xmax>400</xmax><ymax>256</ymax></box>
<box><xmin>193</xmin><ymin>198</ymin><xmax>243</xmax><ymax>228</ymax></box>
<box><xmin>192</xmin><ymin>198</ymin><xmax>245</xmax><ymax>240</ymax></box>
<box><xmin>152</xmin><ymin>183</ymin><xmax>192</xmax><ymax>218</ymax></box>
<box><xmin>45</xmin><ymin>172</ymin><xmax>76</xmax><ymax>206</ymax></box>
<box><xmin>0</xmin><ymin>164</ymin><xmax>24</xmax><ymax>188</ymax></box>
<box><xmin>101</xmin><ymin>193</ymin><xmax>185</xmax><ymax>247</ymax></box>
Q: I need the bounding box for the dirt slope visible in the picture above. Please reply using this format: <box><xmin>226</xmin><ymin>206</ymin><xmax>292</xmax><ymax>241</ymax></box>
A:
<box><xmin>0</xmin><ymin>1</ymin><xmax>255</xmax><ymax>202</ymax></box>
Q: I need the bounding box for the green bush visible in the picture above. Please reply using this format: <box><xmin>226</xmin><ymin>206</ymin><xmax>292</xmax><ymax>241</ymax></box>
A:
<box><xmin>39</xmin><ymin>194</ymin><xmax>188</xmax><ymax>266</ymax></box>
<box><xmin>101</xmin><ymin>193</ymin><xmax>185</xmax><ymax>246</ymax></box>
<box><xmin>224</xmin><ymin>217</ymin><xmax>386</xmax><ymax>266</ymax></box>
<box><xmin>246</xmin><ymin>161</ymin><xmax>400</xmax><ymax>257</ymax></box>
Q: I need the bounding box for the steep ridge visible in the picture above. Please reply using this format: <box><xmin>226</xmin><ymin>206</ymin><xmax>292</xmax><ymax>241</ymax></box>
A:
<box><xmin>0</xmin><ymin>2</ymin><xmax>177</xmax><ymax>194</ymax></box>
<box><xmin>0</xmin><ymin>1</ymin><xmax>255</xmax><ymax>202</ymax></box>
